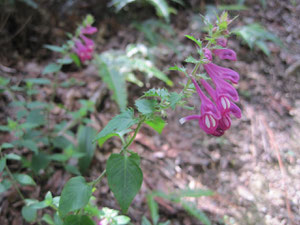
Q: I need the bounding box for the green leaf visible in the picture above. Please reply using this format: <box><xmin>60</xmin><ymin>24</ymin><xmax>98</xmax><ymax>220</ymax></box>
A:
<box><xmin>185</xmin><ymin>35</ymin><xmax>202</xmax><ymax>48</ymax></box>
<box><xmin>57</xmin><ymin>58</ymin><xmax>73</xmax><ymax>65</ymax></box>
<box><xmin>143</xmin><ymin>88</ymin><xmax>170</xmax><ymax>99</ymax></box>
<box><xmin>147</xmin><ymin>0</ymin><xmax>170</xmax><ymax>22</ymax></box>
<box><xmin>131</xmin><ymin>58</ymin><xmax>173</xmax><ymax>86</ymax></box>
<box><xmin>135</xmin><ymin>99</ymin><xmax>157</xmax><ymax>115</ymax></box>
<box><xmin>19</xmin><ymin>139</ymin><xmax>38</xmax><ymax>154</ymax></box>
<box><xmin>5</xmin><ymin>153</ymin><xmax>22</xmax><ymax>161</ymax></box>
<box><xmin>77</xmin><ymin>126</ymin><xmax>97</xmax><ymax>173</ymax></box>
<box><xmin>145</xmin><ymin>116</ymin><xmax>166</xmax><ymax>134</ymax></box>
<box><xmin>147</xmin><ymin>194</ymin><xmax>159</xmax><ymax>225</ymax></box>
<box><xmin>169</xmin><ymin>92</ymin><xmax>182</xmax><ymax>110</ymax></box>
<box><xmin>106</xmin><ymin>153</ymin><xmax>143</xmax><ymax>213</ymax></box>
<box><xmin>70</xmin><ymin>53</ymin><xmax>81</xmax><ymax>67</ymax></box>
<box><xmin>27</xmin><ymin>101</ymin><xmax>49</xmax><ymax>109</ymax></box>
<box><xmin>22</xmin><ymin>205</ymin><xmax>37</xmax><ymax>222</ymax></box>
<box><xmin>25</xmin><ymin>78</ymin><xmax>51</xmax><ymax>85</ymax></box>
<box><xmin>45</xmin><ymin>191</ymin><xmax>53</xmax><ymax>205</ymax></box>
<box><xmin>0</xmin><ymin>157</ymin><xmax>6</xmax><ymax>172</ymax></box>
<box><xmin>184</xmin><ymin>56</ymin><xmax>199</xmax><ymax>64</ymax></box>
<box><xmin>44</xmin><ymin>45</ymin><xmax>64</xmax><ymax>53</ymax></box>
<box><xmin>58</xmin><ymin>176</ymin><xmax>93</xmax><ymax>217</ymax></box>
<box><xmin>64</xmin><ymin>164</ymin><xmax>81</xmax><ymax>176</ymax></box>
<box><xmin>0</xmin><ymin>179</ymin><xmax>11</xmax><ymax>193</ymax></box>
<box><xmin>26</xmin><ymin>109</ymin><xmax>45</xmax><ymax>127</ymax></box>
<box><xmin>181</xmin><ymin>201</ymin><xmax>211</xmax><ymax>225</ymax></box>
<box><xmin>1</xmin><ymin>142</ymin><xmax>14</xmax><ymax>149</ymax></box>
<box><xmin>64</xmin><ymin>215</ymin><xmax>95</xmax><ymax>225</ymax></box>
<box><xmin>109</xmin><ymin>0</ymin><xmax>138</xmax><ymax>11</ymax></box>
<box><xmin>31</xmin><ymin>152</ymin><xmax>50</xmax><ymax>173</ymax></box>
<box><xmin>93</xmin><ymin>109</ymin><xmax>138</xmax><ymax>144</ymax></box>
<box><xmin>42</xmin><ymin>214</ymin><xmax>55</xmax><ymax>225</ymax></box>
<box><xmin>115</xmin><ymin>215</ymin><xmax>131</xmax><ymax>224</ymax></box>
<box><xmin>95</xmin><ymin>55</ymin><xmax>128</xmax><ymax>110</ymax></box>
<box><xmin>42</xmin><ymin>63</ymin><xmax>62</xmax><ymax>75</ymax></box>
<box><xmin>15</xmin><ymin>174</ymin><xmax>36</xmax><ymax>186</ymax></box>
<box><xmin>142</xmin><ymin>216</ymin><xmax>152</xmax><ymax>225</ymax></box>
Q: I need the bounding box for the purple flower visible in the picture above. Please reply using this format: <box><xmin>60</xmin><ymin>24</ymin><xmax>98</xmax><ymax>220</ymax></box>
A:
<box><xmin>200</xmin><ymin>79</ymin><xmax>241</xmax><ymax>118</ymax></box>
<box><xmin>204</xmin><ymin>63</ymin><xmax>239</xmax><ymax>84</ymax></box>
<box><xmin>203</xmin><ymin>48</ymin><xmax>212</xmax><ymax>61</ymax></box>
<box><xmin>213</xmin><ymin>48</ymin><xmax>237</xmax><ymax>61</ymax></box>
<box><xmin>204</xmin><ymin>64</ymin><xmax>239</xmax><ymax>102</ymax></box>
<box><xmin>73</xmin><ymin>25</ymin><xmax>97</xmax><ymax>62</ymax></box>
<box><xmin>180</xmin><ymin>77</ymin><xmax>221</xmax><ymax>135</ymax></box>
<box><xmin>74</xmin><ymin>40</ymin><xmax>92</xmax><ymax>62</ymax></box>
<box><xmin>216</xmin><ymin>38</ymin><xmax>227</xmax><ymax>47</ymax></box>
<box><xmin>80</xmin><ymin>34</ymin><xmax>95</xmax><ymax>52</ymax></box>
<box><xmin>218</xmin><ymin>114</ymin><xmax>231</xmax><ymax>131</ymax></box>
<box><xmin>81</xmin><ymin>25</ymin><xmax>98</xmax><ymax>34</ymax></box>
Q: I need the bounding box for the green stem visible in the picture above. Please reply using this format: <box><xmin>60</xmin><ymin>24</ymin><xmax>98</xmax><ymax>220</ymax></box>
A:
<box><xmin>182</xmin><ymin>61</ymin><xmax>202</xmax><ymax>95</ymax></box>
<box><xmin>92</xmin><ymin>169</ymin><xmax>106</xmax><ymax>188</ymax></box>
<box><xmin>122</xmin><ymin>117</ymin><xmax>145</xmax><ymax>151</ymax></box>
<box><xmin>4</xmin><ymin>162</ymin><xmax>25</xmax><ymax>201</ymax></box>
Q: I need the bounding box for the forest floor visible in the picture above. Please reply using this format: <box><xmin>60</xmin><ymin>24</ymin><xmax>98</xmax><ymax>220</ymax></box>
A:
<box><xmin>1</xmin><ymin>0</ymin><xmax>300</xmax><ymax>224</ymax></box>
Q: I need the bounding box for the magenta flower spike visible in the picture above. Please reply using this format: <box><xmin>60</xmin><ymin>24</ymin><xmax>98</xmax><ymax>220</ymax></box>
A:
<box><xmin>201</xmin><ymin>79</ymin><xmax>242</xmax><ymax>119</ymax></box>
<box><xmin>74</xmin><ymin>40</ymin><xmax>92</xmax><ymax>62</ymax></box>
<box><xmin>80</xmin><ymin>34</ymin><xmax>95</xmax><ymax>52</ymax></box>
<box><xmin>204</xmin><ymin>63</ymin><xmax>239</xmax><ymax>84</ymax></box>
<box><xmin>180</xmin><ymin>77</ymin><xmax>222</xmax><ymax>135</ymax></box>
<box><xmin>200</xmin><ymin>79</ymin><xmax>230</xmax><ymax>113</ymax></box>
<box><xmin>204</xmin><ymin>63</ymin><xmax>239</xmax><ymax>102</ymax></box>
<box><xmin>213</xmin><ymin>48</ymin><xmax>237</xmax><ymax>61</ymax></box>
<box><xmin>81</xmin><ymin>25</ymin><xmax>98</xmax><ymax>34</ymax></box>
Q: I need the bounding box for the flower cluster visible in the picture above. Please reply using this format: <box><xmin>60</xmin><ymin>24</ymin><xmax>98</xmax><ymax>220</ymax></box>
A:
<box><xmin>180</xmin><ymin>38</ymin><xmax>241</xmax><ymax>136</ymax></box>
<box><xmin>73</xmin><ymin>25</ymin><xmax>97</xmax><ymax>62</ymax></box>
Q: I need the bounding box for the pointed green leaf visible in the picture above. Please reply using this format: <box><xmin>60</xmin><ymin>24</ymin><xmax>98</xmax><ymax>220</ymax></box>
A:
<box><xmin>44</xmin><ymin>45</ymin><xmax>64</xmax><ymax>53</ymax></box>
<box><xmin>93</xmin><ymin>109</ymin><xmax>138</xmax><ymax>144</ymax></box>
<box><xmin>106</xmin><ymin>153</ymin><xmax>143</xmax><ymax>213</ymax></box>
<box><xmin>135</xmin><ymin>99</ymin><xmax>158</xmax><ymax>115</ymax></box>
<box><xmin>58</xmin><ymin>176</ymin><xmax>93</xmax><ymax>217</ymax></box>
<box><xmin>145</xmin><ymin>116</ymin><xmax>166</xmax><ymax>134</ymax></box>
<box><xmin>77</xmin><ymin>126</ymin><xmax>97</xmax><ymax>173</ymax></box>
<box><xmin>15</xmin><ymin>174</ymin><xmax>36</xmax><ymax>186</ymax></box>
<box><xmin>22</xmin><ymin>205</ymin><xmax>37</xmax><ymax>222</ymax></box>
<box><xmin>64</xmin><ymin>215</ymin><xmax>95</xmax><ymax>225</ymax></box>
<box><xmin>95</xmin><ymin>55</ymin><xmax>127</xmax><ymax>110</ymax></box>
<box><xmin>42</xmin><ymin>63</ymin><xmax>62</xmax><ymax>75</ymax></box>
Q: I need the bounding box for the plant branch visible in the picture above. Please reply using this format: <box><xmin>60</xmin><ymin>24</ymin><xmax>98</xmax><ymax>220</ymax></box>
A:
<box><xmin>123</xmin><ymin>117</ymin><xmax>146</xmax><ymax>151</ymax></box>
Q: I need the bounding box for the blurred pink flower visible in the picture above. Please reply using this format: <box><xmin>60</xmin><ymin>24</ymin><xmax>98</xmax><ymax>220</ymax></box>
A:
<box><xmin>81</xmin><ymin>25</ymin><xmax>98</xmax><ymax>34</ymax></box>
<box><xmin>216</xmin><ymin>38</ymin><xmax>227</xmax><ymax>47</ymax></box>
<box><xmin>213</xmin><ymin>48</ymin><xmax>237</xmax><ymax>61</ymax></box>
<box><xmin>73</xmin><ymin>25</ymin><xmax>97</xmax><ymax>62</ymax></box>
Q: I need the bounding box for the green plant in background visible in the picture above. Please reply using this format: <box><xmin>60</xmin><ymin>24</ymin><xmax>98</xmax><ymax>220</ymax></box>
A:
<box><xmin>233</xmin><ymin>23</ymin><xmax>284</xmax><ymax>56</ymax></box>
<box><xmin>109</xmin><ymin>0</ymin><xmax>184</xmax><ymax>22</ymax></box>
<box><xmin>142</xmin><ymin>188</ymin><xmax>214</xmax><ymax>225</ymax></box>
<box><xmin>95</xmin><ymin>44</ymin><xmax>173</xmax><ymax>111</ymax></box>
<box><xmin>133</xmin><ymin>19</ymin><xmax>182</xmax><ymax>56</ymax></box>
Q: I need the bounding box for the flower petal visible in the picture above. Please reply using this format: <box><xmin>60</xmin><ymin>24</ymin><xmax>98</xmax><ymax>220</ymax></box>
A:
<box><xmin>216</xmin><ymin>38</ymin><xmax>227</xmax><ymax>47</ymax></box>
<box><xmin>213</xmin><ymin>48</ymin><xmax>237</xmax><ymax>61</ymax></box>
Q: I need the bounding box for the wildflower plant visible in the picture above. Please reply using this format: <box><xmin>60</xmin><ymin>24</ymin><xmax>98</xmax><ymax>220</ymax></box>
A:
<box><xmin>1</xmin><ymin>12</ymin><xmax>241</xmax><ymax>224</ymax></box>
